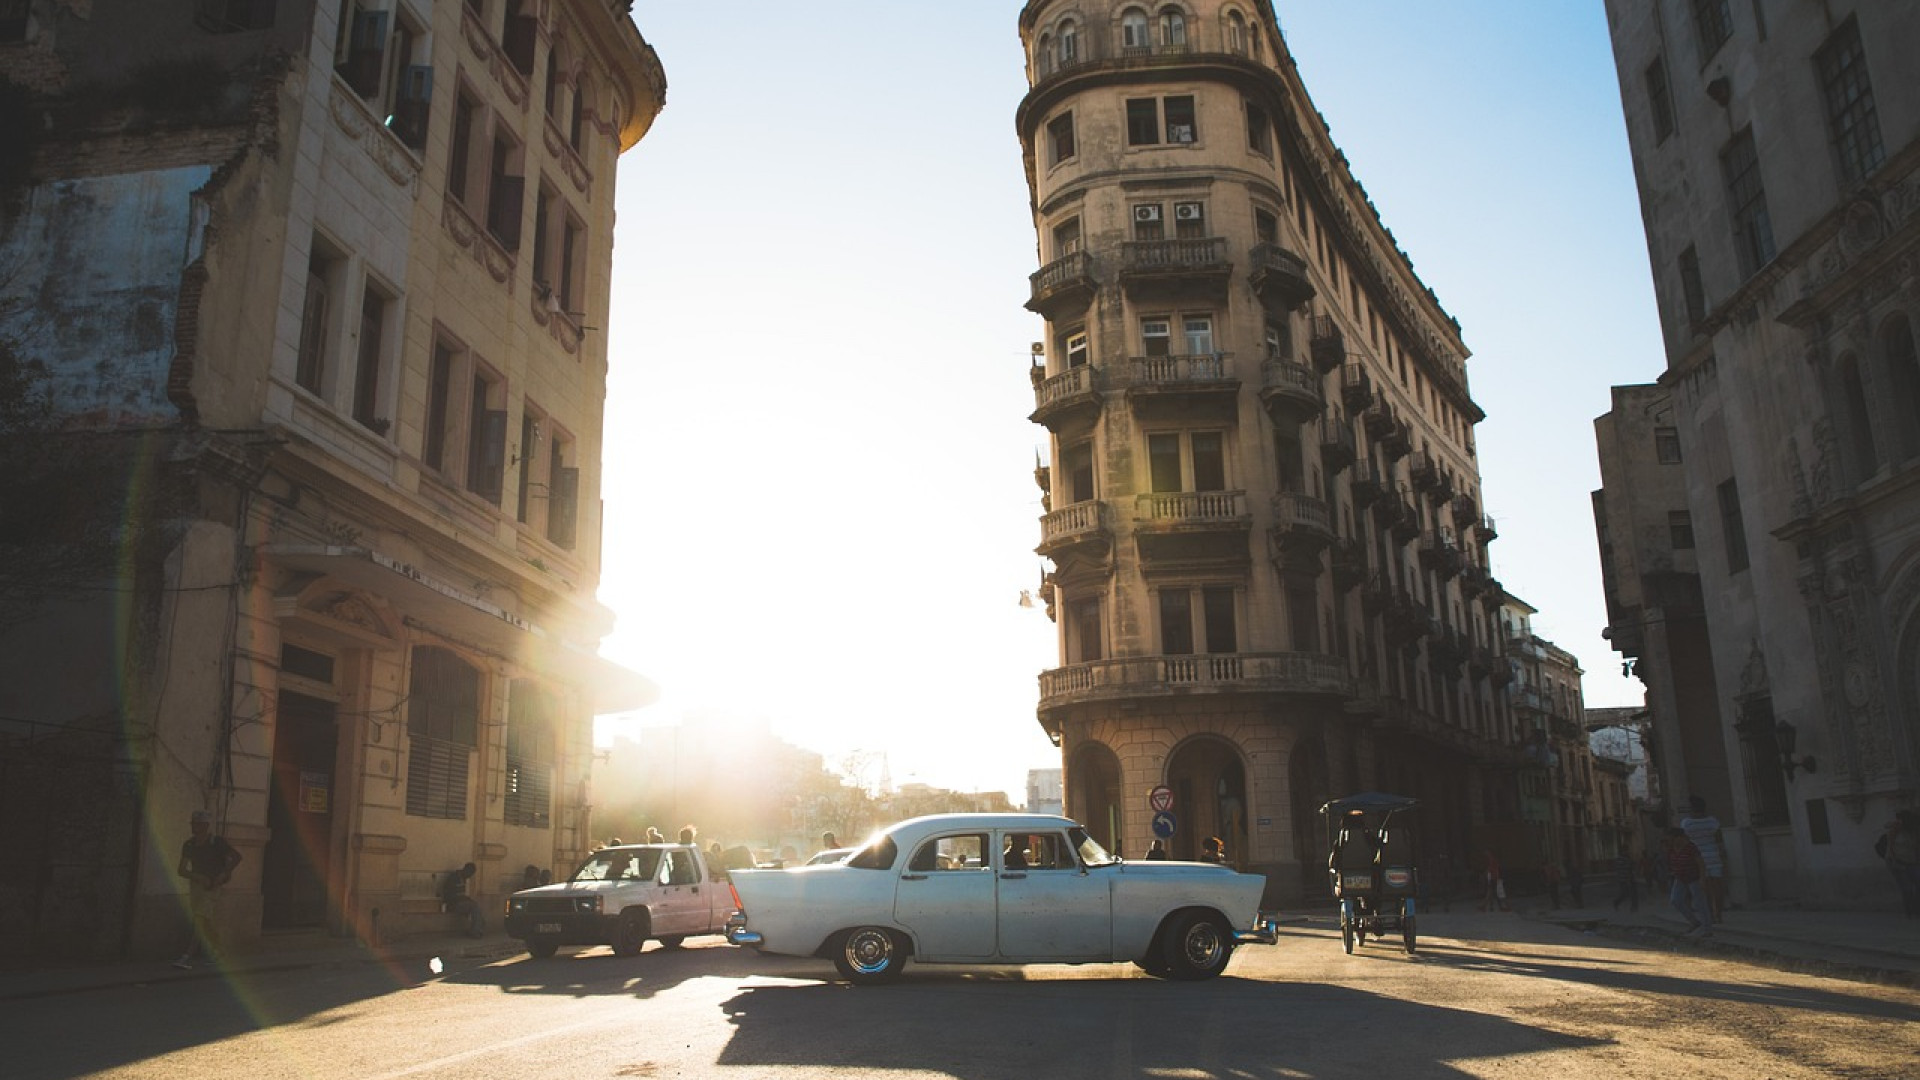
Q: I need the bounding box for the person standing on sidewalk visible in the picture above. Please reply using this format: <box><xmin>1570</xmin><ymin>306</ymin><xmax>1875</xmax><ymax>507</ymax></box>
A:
<box><xmin>1878</xmin><ymin>810</ymin><xmax>1920</xmax><ymax>918</ymax></box>
<box><xmin>1612</xmin><ymin>850</ymin><xmax>1639</xmax><ymax>912</ymax></box>
<box><xmin>439</xmin><ymin>862</ymin><xmax>484</xmax><ymax>938</ymax></box>
<box><xmin>1663</xmin><ymin>828</ymin><xmax>1711</xmax><ymax>936</ymax></box>
<box><xmin>175</xmin><ymin>809</ymin><xmax>242</xmax><ymax>969</ymax></box>
<box><xmin>1680</xmin><ymin>796</ymin><xmax>1727</xmax><ymax>924</ymax></box>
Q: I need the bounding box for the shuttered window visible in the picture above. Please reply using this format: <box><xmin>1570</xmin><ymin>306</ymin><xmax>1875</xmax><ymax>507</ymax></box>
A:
<box><xmin>405</xmin><ymin>647</ymin><xmax>478</xmax><ymax>819</ymax></box>
<box><xmin>504</xmin><ymin>680</ymin><xmax>554</xmax><ymax>829</ymax></box>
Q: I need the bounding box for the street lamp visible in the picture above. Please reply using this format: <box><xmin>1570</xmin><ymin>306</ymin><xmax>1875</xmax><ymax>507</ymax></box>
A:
<box><xmin>1775</xmin><ymin>719</ymin><xmax>1816</xmax><ymax>780</ymax></box>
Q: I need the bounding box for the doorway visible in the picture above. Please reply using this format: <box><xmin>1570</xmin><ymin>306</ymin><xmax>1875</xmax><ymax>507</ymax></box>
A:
<box><xmin>1068</xmin><ymin>742</ymin><xmax>1123</xmax><ymax>854</ymax></box>
<box><xmin>262</xmin><ymin>691</ymin><xmax>339</xmax><ymax>930</ymax></box>
<box><xmin>1165</xmin><ymin>736</ymin><xmax>1247</xmax><ymax>862</ymax></box>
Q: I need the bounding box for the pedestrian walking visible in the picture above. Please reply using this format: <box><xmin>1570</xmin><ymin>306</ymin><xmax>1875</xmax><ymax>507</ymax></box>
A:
<box><xmin>175</xmin><ymin>809</ymin><xmax>242</xmax><ymax>969</ymax></box>
<box><xmin>1680</xmin><ymin>796</ymin><xmax>1727</xmax><ymax>923</ymax></box>
<box><xmin>1479</xmin><ymin>849</ymin><xmax>1506</xmax><ymax>911</ymax></box>
<box><xmin>1612</xmin><ymin>851</ymin><xmax>1639</xmax><ymax>912</ymax></box>
<box><xmin>1877</xmin><ymin>810</ymin><xmax>1920</xmax><ymax>918</ymax></box>
<box><xmin>1145</xmin><ymin>839</ymin><xmax>1169</xmax><ymax>860</ymax></box>
<box><xmin>1663</xmin><ymin>828</ymin><xmax>1711</xmax><ymax>936</ymax></box>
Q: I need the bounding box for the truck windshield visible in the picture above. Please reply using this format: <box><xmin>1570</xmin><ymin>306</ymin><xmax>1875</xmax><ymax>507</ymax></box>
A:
<box><xmin>573</xmin><ymin>847</ymin><xmax>662</xmax><ymax>882</ymax></box>
<box><xmin>1070</xmin><ymin>828</ymin><xmax>1118</xmax><ymax>867</ymax></box>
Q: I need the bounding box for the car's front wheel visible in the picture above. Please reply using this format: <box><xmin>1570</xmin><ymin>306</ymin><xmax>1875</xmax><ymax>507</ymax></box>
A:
<box><xmin>832</xmin><ymin>926</ymin><xmax>906</xmax><ymax>984</ymax></box>
<box><xmin>1160</xmin><ymin>912</ymin><xmax>1234</xmax><ymax>981</ymax></box>
<box><xmin>610</xmin><ymin>911</ymin><xmax>649</xmax><ymax>957</ymax></box>
<box><xmin>526</xmin><ymin>939</ymin><xmax>559</xmax><ymax>960</ymax></box>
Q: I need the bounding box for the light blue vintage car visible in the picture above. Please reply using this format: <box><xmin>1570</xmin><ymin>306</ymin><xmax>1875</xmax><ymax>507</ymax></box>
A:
<box><xmin>725</xmin><ymin>812</ymin><xmax>1276</xmax><ymax>983</ymax></box>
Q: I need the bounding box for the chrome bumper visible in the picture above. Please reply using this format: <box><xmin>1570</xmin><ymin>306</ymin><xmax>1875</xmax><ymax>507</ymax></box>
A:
<box><xmin>724</xmin><ymin>912</ymin><xmax>762</xmax><ymax>947</ymax></box>
<box><xmin>1235</xmin><ymin>913</ymin><xmax>1281</xmax><ymax>946</ymax></box>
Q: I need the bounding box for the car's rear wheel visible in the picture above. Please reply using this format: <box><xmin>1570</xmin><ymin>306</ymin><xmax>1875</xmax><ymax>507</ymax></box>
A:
<box><xmin>656</xmin><ymin>934</ymin><xmax>686</xmax><ymax>949</ymax></box>
<box><xmin>832</xmin><ymin>926</ymin><xmax>905</xmax><ymax>984</ymax></box>
<box><xmin>527</xmin><ymin>939</ymin><xmax>559</xmax><ymax>960</ymax></box>
<box><xmin>611</xmin><ymin>911</ymin><xmax>649</xmax><ymax>957</ymax></box>
<box><xmin>1160</xmin><ymin>912</ymin><xmax>1233</xmax><ymax>981</ymax></box>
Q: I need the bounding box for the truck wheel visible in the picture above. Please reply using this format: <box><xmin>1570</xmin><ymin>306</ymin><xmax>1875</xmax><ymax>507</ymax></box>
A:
<box><xmin>611</xmin><ymin>911</ymin><xmax>649</xmax><ymax>957</ymax></box>
<box><xmin>832</xmin><ymin>927</ymin><xmax>905</xmax><ymax>984</ymax></box>
<box><xmin>527</xmin><ymin>939</ymin><xmax>559</xmax><ymax>960</ymax></box>
<box><xmin>656</xmin><ymin>934</ymin><xmax>686</xmax><ymax>949</ymax></box>
<box><xmin>1160</xmin><ymin>912</ymin><xmax>1233</xmax><ymax>981</ymax></box>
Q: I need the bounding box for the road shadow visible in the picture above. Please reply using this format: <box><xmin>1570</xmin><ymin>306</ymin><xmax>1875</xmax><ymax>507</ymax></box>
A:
<box><xmin>442</xmin><ymin>938</ymin><xmax>816</xmax><ymax>998</ymax></box>
<box><xmin>716</xmin><ymin>974</ymin><xmax>1606</xmax><ymax>1079</ymax></box>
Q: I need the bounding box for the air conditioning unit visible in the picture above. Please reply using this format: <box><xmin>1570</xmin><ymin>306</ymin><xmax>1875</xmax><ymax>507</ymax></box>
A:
<box><xmin>1174</xmin><ymin>203</ymin><xmax>1203</xmax><ymax>220</ymax></box>
<box><xmin>1134</xmin><ymin>205</ymin><xmax>1161</xmax><ymax>223</ymax></box>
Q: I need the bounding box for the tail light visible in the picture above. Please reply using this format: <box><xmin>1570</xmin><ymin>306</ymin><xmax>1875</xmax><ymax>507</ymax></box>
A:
<box><xmin>727</xmin><ymin>878</ymin><xmax>744</xmax><ymax>914</ymax></box>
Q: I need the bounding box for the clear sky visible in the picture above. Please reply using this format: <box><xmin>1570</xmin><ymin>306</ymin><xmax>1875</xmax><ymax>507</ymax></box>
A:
<box><xmin>593</xmin><ymin>1</ymin><xmax>1663</xmax><ymax>804</ymax></box>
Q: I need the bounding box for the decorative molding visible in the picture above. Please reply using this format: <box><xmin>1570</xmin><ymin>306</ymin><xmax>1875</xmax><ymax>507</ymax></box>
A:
<box><xmin>328</xmin><ymin>82</ymin><xmax>420</xmax><ymax>191</ymax></box>
<box><xmin>441</xmin><ymin>197</ymin><xmax>515</xmax><ymax>287</ymax></box>
<box><xmin>541</xmin><ymin>117</ymin><xmax>593</xmax><ymax>198</ymax></box>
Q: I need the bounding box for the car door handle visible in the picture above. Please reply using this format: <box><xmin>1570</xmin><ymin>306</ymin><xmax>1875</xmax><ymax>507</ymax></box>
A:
<box><xmin>1000</xmin><ymin>872</ymin><xmax>1027</xmax><ymax>880</ymax></box>
<box><xmin>901</xmin><ymin>873</ymin><xmax>928</xmax><ymax>881</ymax></box>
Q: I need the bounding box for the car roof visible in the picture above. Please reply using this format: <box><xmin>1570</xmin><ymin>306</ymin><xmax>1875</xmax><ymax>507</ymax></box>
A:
<box><xmin>884</xmin><ymin>812</ymin><xmax>1080</xmax><ymax>834</ymax></box>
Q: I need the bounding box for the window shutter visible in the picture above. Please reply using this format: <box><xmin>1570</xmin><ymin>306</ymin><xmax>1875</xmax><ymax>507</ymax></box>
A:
<box><xmin>549</xmin><ymin>466</ymin><xmax>579</xmax><ymax>549</ymax></box>
<box><xmin>339</xmin><ymin>9</ymin><xmax>388</xmax><ymax>99</ymax></box>
<box><xmin>489</xmin><ymin>175</ymin><xmax>525</xmax><ymax>250</ymax></box>
<box><xmin>504</xmin><ymin>14</ymin><xmax>539</xmax><ymax>76</ymax></box>
<box><xmin>389</xmin><ymin>65</ymin><xmax>433</xmax><ymax>150</ymax></box>
<box><xmin>477</xmin><ymin>409</ymin><xmax>508</xmax><ymax>501</ymax></box>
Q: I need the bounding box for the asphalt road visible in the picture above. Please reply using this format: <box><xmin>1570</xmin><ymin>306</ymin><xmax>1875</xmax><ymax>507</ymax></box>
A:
<box><xmin>8</xmin><ymin>911</ymin><xmax>1918</xmax><ymax>1079</ymax></box>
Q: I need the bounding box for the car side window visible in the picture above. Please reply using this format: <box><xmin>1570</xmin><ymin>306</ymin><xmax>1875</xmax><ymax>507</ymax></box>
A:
<box><xmin>1024</xmin><ymin>832</ymin><xmax>1073</xmax><ymax>870</ymax></box>
<box><xmin>909</xmin><ymin>833</ymin><xmax>989</xmax><ymax>872</ymax></box>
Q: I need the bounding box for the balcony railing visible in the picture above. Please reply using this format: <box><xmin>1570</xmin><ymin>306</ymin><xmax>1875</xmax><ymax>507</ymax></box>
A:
<box><xmin>1033</xmin><ymin>365</ymin><xmax>1097</xmax><ymax>413</ymax></box>
<box><xmin>1136</xmin><ymin>489</ymin><xmax>1247</xmax><ymax>525</ymax></box>
<box><xmin>1258</xmin><ymin>359</ymin><xmax>1323</xmax><ymax>425</ymax></box>
<box><xmin>1249</xmin><ymin>242</ymin><xmax>1314</xmax><ymax>309</ymax></box>
<box><xmin>1131</xmin><ymin>352</ymin><xmax>1230</xmax><ymax>387</ymax></box>
<box><xmin>1030</xmin><ymin>26</ymin><xmax>1263</xmax><ymax>86</ymax></box>
<box><xmin>1039</xmin><ymin>500</ymin><xmax>1108</xmax><ymax>548</ymax></box>
<box><xmin>1027</xmin><ymin>250</ymin><xmax>1096</xmax><ymax>317</ymax></box>
<box><xmin>1122</xmin><ymin>236</ymin><xmax>1228</xmax><ymax>275</ymax></box>
<box><xmin>1272</xmin><ymin>491</ymin><xmax>1332</xmax><ymax>533</ymax></box>
<box><xmin>1039</xmin><ymin>652</ymin><xmax>1354</xmax><ymax>705</ymax></box>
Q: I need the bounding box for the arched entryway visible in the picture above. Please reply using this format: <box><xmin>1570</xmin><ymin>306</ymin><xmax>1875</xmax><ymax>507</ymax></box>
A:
<box><xmin>1165</xmin><ymin>736</ymin><xmax>1247</xmax><ymax>863</ymax></box>
<box><xmin>1068</xmin><ymin>742</ymin><xmax>1123</xmax><ymax>853</ymax></box>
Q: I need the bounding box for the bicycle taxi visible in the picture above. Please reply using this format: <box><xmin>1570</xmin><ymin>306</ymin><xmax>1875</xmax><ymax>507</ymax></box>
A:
<box><xmin>1320</xmin><ymin>792</ymin><xmax>1419</xmax><ymax>954</ymax></box>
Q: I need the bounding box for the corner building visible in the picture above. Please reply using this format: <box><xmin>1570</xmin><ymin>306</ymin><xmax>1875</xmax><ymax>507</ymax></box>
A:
<box><xmin>1016</xmin><ymin>1</ymin><xmax>1521</xmax><ymax>903</ymax></box>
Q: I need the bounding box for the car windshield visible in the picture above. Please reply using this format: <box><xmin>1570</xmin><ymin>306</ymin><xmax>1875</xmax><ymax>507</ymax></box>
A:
<box><xmin>573</xmin><ymin>848</ymin><xmax>661</xmax><ymax>883</ymax></box>
<box><xmin>1070</xmin><ymin>827</ymin><xmax>1118</xmax><ymax>867</ymax></box>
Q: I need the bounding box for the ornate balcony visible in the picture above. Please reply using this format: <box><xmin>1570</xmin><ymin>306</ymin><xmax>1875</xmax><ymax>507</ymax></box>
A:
<box><xmin>1469</xmin><ymin>645</ymin><xmax>1495</xmax><ymax>682</ymax></box>
<box><xmin>1362</xmin><ymin>398</ymin><xmax>1396</xmax><ymax>440</ymax></box>
<box><xmin>1349</xmin><ymin>459</ymin><xmax>1385</xmax><ymax>508</ymax></box>
<box><xmin>1120</xmin><ymin>236</ymin><xmax>1230</xmax><ymax>301</ymax></box>
<box><xmin>1036</xmin><ymin>499</ymin><xmax>1112</xmax><ymax>565</ymax></box>
<box><xmin>1427</xmin><ymin>467</ymin><xmax>1456</xmax><ymax>506</ymax></box>
<box><xmin>1026</xmin><ymin>250</ymin><xmax>1097</xmax><ymax>320</ymax></box>
<box><xmin>1127</xmin><ymin>352</ymin><xmax>1238</xmax><ymax>420</ymax></box>
<box><xmin>1427</xmin><ymin>628</ymin><xmax>1467</xmax><ymax>678</ymax></box>
<box><xmin>1319</xmin><ymin>414</ymin><xmax>1357</xmax><ymax>473</ymax></box>
<box><xmin>1341</xmin><ymin>362</ymin><xmax>1374</xmax><ymax>414</ymax></box>
<box><xmin>1258</xmin><ymin>359</ymin><xmax>1324</xmax><ymax>427</ymax></box>
<box><xmin>1381</xmin><ymin>417</ymin><xmax>1413</xmax><ymax>460</ymax></box>
<box><xmin>1037</xmin><ymin>652</ymin><xmax>1354</xmax><ymax>714</ymax></box>
<box><xmin>1410</xmin><ymin>452</ymin><xmax>1440</xmax><ymax>492</ymax></box>
<box><xmin>1384</xmin><ymin>597</ymin><xmax>1437</xmax><ymax>647</ymax></box>
<box><xmin>1476</xmin><ymin>513</ymin><xmax>1499</xmax><ymax>543</ymax></box>
<box><xmin>1329</xmin><ymin>536</ymin><xmax>1366</xmax><ymax>592</ymax></box>
<box><xmin>1361</xmin><ymin>573</ymin><xmax>1394</xmax><ymax>617</ymax></box>
<box><xmin>1458</xmin><ymin>563</ymin><xmax>1493</xmax><ymax>600</ymax></box>
<box><xmin>1310</xmin><ymin>316</ymin><xmax>1346</xmax><ymax>375</ymax></box>
<box><xmin>1269</xmin><ymin>491</ymin><xmax>1333</xmax><ymax>570</ymax></box>
<box><xmin>1134</xmin><ymin>489</ymin><xmax>1251</xmax><ymax>565</ymax></box>
<box><xmin>1387</xmin><ymin>490</ymin><xmax>1420</xmax><ymax>544</ymax></box>
<box><xmin>1451</xmin><ymin>493</ymin><xmax>1479</xmax><ymax>529</ymax></box>
<box><xmin>1418</xmin><ymin>529</ymin><xmax>1462</xmax><ymax>579</ymax></box>
<box><xmin>1249</xmin><ymin>242</ymin><xmax>1315</xmax><ymax>311</ymax></box>
<box><xmin>1029</xmin><ymin>364</ymin><xmax>1102</xmax><ymax>432</ymax></box>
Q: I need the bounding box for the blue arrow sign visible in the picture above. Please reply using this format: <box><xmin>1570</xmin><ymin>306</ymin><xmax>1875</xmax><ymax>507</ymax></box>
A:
<box><xmin>1151</xmin><ymin>811</ymin><xmax>1176</xmax><ymax>839</ymax></box>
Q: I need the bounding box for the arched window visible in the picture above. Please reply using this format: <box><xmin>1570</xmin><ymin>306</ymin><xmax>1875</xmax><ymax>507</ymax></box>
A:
<box><xmin>1228</xmin><ymin>11</ymin><xmax>1248</xmax><ymax>54</ymax></box>
<box><xmin>570</xmin><ymin>75</ymin><xmax>591</xmax><ymax>152</ymax></box>
<box><xmin>1121</xmin><ymin>7</ymin><xmax>1150</xmax><ymax>52</ymax></box>
<box><xmin>1058</xmin><ymin>19</ymin><xmax>1079</xmax><ymax>66</ymax></box>
<box><xmin>1037</xmin><ymin>32</ymin><xmax>1053</xmax><ymax>74</ymax></box>
<box><xmin>1837</xmin><ymin>353</ymin><xmax>1878</xmax><ymax>481</ymax></box>
<box><xmin>1158</xmin><ymin>6</ymin><xmax>1187</xmax><ymax>50</ymax></box>
<box><xmin>1885</xmin><ymin>314</ymin><xmax>1920</xmax><ymax>461</ymax></box>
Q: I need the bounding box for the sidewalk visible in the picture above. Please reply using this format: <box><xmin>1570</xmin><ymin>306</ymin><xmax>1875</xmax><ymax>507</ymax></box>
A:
<box><xmin>1518</xmin><ymin>889</ymin><xmax>1920</xmax><ymax>987</ymax></box>
<box><xmin>0</xmin><ymin>928</ymin><xmax>528</xmax><ymax>1002</ymax></box>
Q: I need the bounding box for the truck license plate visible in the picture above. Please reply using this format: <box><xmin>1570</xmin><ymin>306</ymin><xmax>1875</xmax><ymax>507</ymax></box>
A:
<box><xmin>536</xmin><ymin>922</ymin><xmax>562</xmax><ymax>934</ymax></box>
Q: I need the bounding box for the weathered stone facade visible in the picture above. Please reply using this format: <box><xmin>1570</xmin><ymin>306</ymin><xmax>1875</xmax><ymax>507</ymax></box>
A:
<box><xmin>1015</xmin><ymin>1</ymin><xmax>1528</xmax><ymax>904</ymax></box>
<box><xmin>1599</xmin><ymin>0</ymin><xmax>1920</xmax><ymax>906</ymax></box>
<box><xmin>0</xmin><ymin>0</ymin><xmax>664</xmax><ymax>962</ymax></box>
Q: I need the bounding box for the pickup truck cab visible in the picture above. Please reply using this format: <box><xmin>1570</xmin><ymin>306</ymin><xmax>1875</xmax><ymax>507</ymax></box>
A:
<box><xmin>505</xmin><ymin>843</ymin><xmax>730</xmax><ymax>958</ymax></box>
